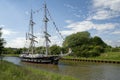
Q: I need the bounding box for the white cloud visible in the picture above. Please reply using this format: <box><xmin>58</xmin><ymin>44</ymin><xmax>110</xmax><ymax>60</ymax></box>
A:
<box><xmin>64</xmin><ymin>4</ymin><xmax>77</xmax><ymax>10</ymax></box>
<box><xmin>2</xmin><ymin>29</ymin><xmax>16</xmax><ymax>36</ymax></box>
<box><xmin>25</xmin><ymin>11</ymin><xmax>29</xmax><ymax>15</ymax></box>
<box><xmin>61</xmin><ymin>30</ymin><xmax>74</xmax><ymax>36</ymax></box>
<box><xmin>104</xmin><ymin>40</ymin><xmax>112</xmax><ymax>45</ymax></box>
<box><xmin>117</xmin><ymin>40</ymin><xmax>120</xmax><ymax>43</ymax></box>
<box><xmin>65</xmin><ymin>20</ymin><xmax>73</xmax><ymax>24</ymax></box>
<box><xmin>94</xmin><ymin>23</ymin><xmax>117</xmax><ymax>30</ymax></box>
<box><xmin>35</xmin><ymin>37</ymin><xmax>44</xmax><ymax>47</ymax></box>
<box><xmin>114</xmin><ymin>40</ymin><xmax>120</xmax><ymax>47</ymax></box>
<box><xmin>104</xmin><ymin>40</ymin><xmax>120</xmax><ymax>47</ymax></box>
<box><xmin>49</xmin><ymin>36</ymin><xmax>61</xmax><ymax>46</ymax></box>
<box><xmin>5</xmin><ymin>36</ymin><xmax>62</xmax><ymax>48</ymax></box>
<box><xmin>34</xmin><ymin>33</ymin><xmax>63</xmax><ymax>46</ymax></box>
<box><xmin>5</xmin><ymin>36</ymin><xmax>44</xmax><ymax>48</ymax></box>
<box><xmin>0</xmin><ymin>25</ymin><xmax>5</xmax><ymax>27</ymax></box>
<box><xmin>64</xmin><ymin>4</ymin><xmax>82</xmax><ymax>18</ymax></box>
<box><xmin>91</xmin><ymin>10</ymin><xmax>119</xmax><ymax>20</ymax></box>
<box><xmin>93</xmin><ymin>0</ymin><xmax>120</xmax><ymax>12</ymax></box>
<box><xmin>0</xmin><ymin>25</ymin><xmax>17</xmax><ymax>36</ymax></box>
<box><xmin>89</xmin><ymin>0</ymin><xmax>120</xmax><ymax>20</ymax></box>
<box><xmin>112</xmin><ymin>31</ymin><xmax>120</xmax><ymax>34</ymax></box>
<box><xmin>73</xmin><ymin>13</ymin><xmax>81</xmax><ymax>18</ymax></box>
<box><xmin>1</xmin><ymin>28</ymin><xmax>17</xmax><ymax>38</ymax></box>
<box><xmin>61</xmin><ymin>21</ymin><xmax>118</xmax><ymax>36</ymax></box>
<box><xmin>5</xmin><ymin>37</ymin><xmax>26</xmax><ymax>48</ymax></box>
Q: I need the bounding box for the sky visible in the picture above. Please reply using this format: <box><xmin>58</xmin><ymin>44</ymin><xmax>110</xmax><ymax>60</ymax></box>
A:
<box><xmin>0</xmin><ymin>0</ymin><xmax>120</xmax><ymax>48</ymax></box>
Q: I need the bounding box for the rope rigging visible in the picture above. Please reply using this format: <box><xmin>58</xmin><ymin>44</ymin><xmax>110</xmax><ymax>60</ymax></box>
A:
<box><xmin>46</xmin><ymin>8</ymin><xmax>65</xmax><ymax>41</ymax></box>
<box><xmin>24</xmin><ymin>5</ymin><xmax>65</xmax><ymax>54</ymax></box>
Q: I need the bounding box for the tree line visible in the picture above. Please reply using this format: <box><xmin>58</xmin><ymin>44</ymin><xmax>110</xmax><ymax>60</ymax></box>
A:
<box><xmin>0</xmin><ymin>28</ymin><xmax>120</xmax><ymax>58</ymax></box>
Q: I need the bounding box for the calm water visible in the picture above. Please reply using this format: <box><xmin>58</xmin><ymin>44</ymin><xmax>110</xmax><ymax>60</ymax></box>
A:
<box><xmin>3</xmin><ymin>57</ymin><xmax>120</xmax><ymax>80</ymax></box>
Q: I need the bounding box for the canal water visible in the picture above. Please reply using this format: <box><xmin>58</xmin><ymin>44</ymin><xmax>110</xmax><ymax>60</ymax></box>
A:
<box><xmin>3</xmin><ymin>57</ymin><xmax>120</xmax><ymax>80</ymax></box>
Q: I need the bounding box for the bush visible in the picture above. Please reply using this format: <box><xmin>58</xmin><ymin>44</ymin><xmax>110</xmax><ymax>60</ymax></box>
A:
<box><xmin>63</xmin><ymin>31</ymin><xmax>108</xmax><ymax>58</ymax></box>
<box><xmin>50</xmin><ymin>45</ymin><xmax>61</xmax><ymax>55</ymax></box>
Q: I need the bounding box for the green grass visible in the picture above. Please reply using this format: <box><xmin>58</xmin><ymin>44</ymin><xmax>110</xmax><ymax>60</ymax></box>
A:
<box><xmin>0</xmin><ymin>61</ymin><xmax>78</xmax><ymax>80</ymax></box>
<box><xmin>94</xmin><ymin>52</ymin><xmax>120</xmax><ymax>60</ymax></box>
<box><xmin>2</xmin><ymin>54</ymin><xmax>19</xmax><ymax>57</ymax></box>
<box><xmin>63</xmin><ymin>52</ymin><xmax>120</xmax><ymax>61</ymax></box>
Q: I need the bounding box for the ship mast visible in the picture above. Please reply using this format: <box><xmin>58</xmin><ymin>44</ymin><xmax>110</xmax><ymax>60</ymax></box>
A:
<box><xmin>43</xmin><ymin>3</ymin><xmax>50</xmax><ymax>56</ymax></box>
<box><xmin>29</xmin><ymin>9</ymin><xmax>35</xmax><ymax>54</ymax></box>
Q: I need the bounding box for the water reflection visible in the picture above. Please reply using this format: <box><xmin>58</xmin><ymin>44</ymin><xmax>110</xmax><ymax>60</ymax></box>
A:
<box><xmin>3</xmin><ymin>57</ymin><xmax>21</xmax><ymax>65</ymax></box>
<box><xmin>22</xmin><ymin>62</ymin><xmax>60</xmax><ymax>73</ymax></box>
<box><xmin>3</xmin><ymin>57</ymin><xmax>120</xmax><ymax>80</ymax></box>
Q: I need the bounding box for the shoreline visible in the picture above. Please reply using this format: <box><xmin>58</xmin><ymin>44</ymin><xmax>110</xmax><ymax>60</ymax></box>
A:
<box><xmin>61</xmin><ymin>58</ymin><xmax>120</xmax><ymax>64</ymax></box>
<box><xmin>0</xmin><ymin>60</ymin><xmax>78</xmax><ymax>80</ymax></box>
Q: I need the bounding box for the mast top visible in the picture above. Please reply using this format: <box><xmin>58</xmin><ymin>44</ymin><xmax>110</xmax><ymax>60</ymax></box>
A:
<box><xmin>43</xmin><ymin>2</ymin><xmax>50</xmax><ymax>56</ymax></box>
<box><xmin>30</xmin><ymin>9</ymin><xmax>33</xmax><ymax>20</ymax></box>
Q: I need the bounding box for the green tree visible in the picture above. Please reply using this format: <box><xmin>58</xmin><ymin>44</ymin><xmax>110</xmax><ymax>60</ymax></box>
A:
<box><xmin>63</xmin><ymin>31</ymin><xmax>90</xmax><ymax>48</ymax></box>
<box><xmin>63</xmin><ymin>31</ymin><xmax>108</xmax><ymax>57</ymax></box>
<box><xmin>0</xmin><ymin>28</ymin><xmax>5</xmax><ymax>60</ymax></box>
<box><xmin>91</xmin><ymin>36</ymin><xmax>107</xmax><ymax>47</ymax></box>
<box><xmin>112</xmin><ymin>47</ymin><xmax>120</xmax><ymax>52</ymax></box>
<box><xmin>34</xmin><ymin>46</ymin><xmax>46</xmax><ymax>54</ymax></box>
<box><xmin>3</xmin><ymin>48</ymin><xmax>16</xmax><ymax>54</ymax></box>
<box><xmin>49</xmin><ymin>45</ymin><xmax>61</xmax><ymax>55</ymax></box>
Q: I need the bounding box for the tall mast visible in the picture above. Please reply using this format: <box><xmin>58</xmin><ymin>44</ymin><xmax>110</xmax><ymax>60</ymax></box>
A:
<box><xmin>44</xmin><ymin>3</ymin><xmax>49</xmax><ymax>56</ymax></box>
<box><xmin>29</xmin><ymin>9</ymin><xmax>34</xmax><ymax>54</ymax></box>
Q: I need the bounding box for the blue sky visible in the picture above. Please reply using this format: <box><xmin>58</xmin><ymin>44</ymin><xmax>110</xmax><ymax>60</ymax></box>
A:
<box><xmin>0</xmin><ymin>0</ymin><xmax>120</xmax><ymax>48</ymax></box>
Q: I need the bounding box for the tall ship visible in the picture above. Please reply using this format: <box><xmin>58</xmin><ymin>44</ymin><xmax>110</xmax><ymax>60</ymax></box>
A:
<box><xmin>20</xmin><ymin>2</ymin><xmax>72</xmax><ymax>65</ymax></box>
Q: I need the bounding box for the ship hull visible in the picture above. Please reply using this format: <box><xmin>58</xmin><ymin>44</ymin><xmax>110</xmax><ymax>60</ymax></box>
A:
<box><xmin>20</xmin><ymin>56</ymin><xmax>60</xmax><ymax>65</ymax></box>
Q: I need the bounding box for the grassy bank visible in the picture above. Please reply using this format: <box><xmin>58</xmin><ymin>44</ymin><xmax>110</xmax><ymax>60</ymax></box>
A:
<box><xmin>2</xmin><ymin>54</ymin><xmax>19</xmax><ymax>57</ymax></box>
<box><xmin>63</xmin><ymin>52</ymin><xmax>120</xmax><ymax>61</ymax></box>
<box><xmin>94</xmin><ymin>52</ymin><xmax>120</xmax><ymax>60</ymax></box>
<box><xmin>0</xmin><ymin>61</ymin><xmax>78</xmax><ymax>80</ymax></box>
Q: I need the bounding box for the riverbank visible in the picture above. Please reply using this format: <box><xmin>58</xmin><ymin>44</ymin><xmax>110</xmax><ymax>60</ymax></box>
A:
<box><xmin>2</xmin><ymin>54</ymin><xmax>19</xmax><ymax>57</ymax></box>
<box><xmin>94</xmin><ymin>52</ymin><xmax>120</xmax><ymax>60</ymax></box>
<box><xmin>0</xmin><ymin>60</ymin><xmax>78</xmax><ymax>80</ymax></box>
<box><xmin>62</xmin><ymin>52</ymin><xmax>120</xmax><ymax>64</ymax></box>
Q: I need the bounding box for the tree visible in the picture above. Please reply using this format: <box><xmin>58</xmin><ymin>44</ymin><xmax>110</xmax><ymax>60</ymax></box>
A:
<box><xmin>63</xmin><ymin>31</ymin><xmax>90</xmax><ymax>48</ymax></box>
<box><xmin>49</xmin><ymin>45</ymin><xmax>61</xmax><ymax>55</ymax></box>
<box><xmin>3</xmin><ymin>48</ymin><xmax>16</xmax><ymax>54</ymax></box>
<box><xmin>63</xmin><ymin>31</ymin><xmax>108</xmax><ymax>57</ymax></box>
<box><xmin>91</xmin><ymin>36</ymin><xmax>107</xmax><ymax>47</ymax></box>
<box><xmin>0</xmin><ymin>28</ymin><xmax>5</xmax><ymax>60</ymax></box>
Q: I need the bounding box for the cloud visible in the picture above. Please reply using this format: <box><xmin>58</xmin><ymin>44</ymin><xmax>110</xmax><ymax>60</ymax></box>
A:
<box><xmin>64</xmin><ymin>4</ymin><xmax>83</xmax><ymax>18</ymax></box>
<box><xmin>1</xmin><ymin>28</ymin><xmax>17</xmax><ymax>38</ymax></box>
<box><xmin>2</xmin><ymin>29</ymin><xmax>16</xmax><ymax>36</ymax></box>
<box><xmin>113</xmin><ymin>40</ymin><xmax>120</xmax><ymax>47</ymax></box>
<box><xmin>89</xmin><ymin>0</ymin><xmax>120</xmax><ymax>20</ymax></box>
<box><xmin>0</xmin><ymin>25</ymin><xmax>17</xmax><ymax>36</ymax></box>
<box><xmin>73</xmin><ymin>13</ymin><xmax>81</xmax><ymax>18</ymax></box>
<box><xmin>65</xmin><ymin>20</ymin><xmax>73</xmax><ymax>24</ymax></box>
<box><xmin>0</xmin><ymin>25</ymin><xmax>5</xmax><ymax>27</ymax></box>
<box><xmin>25</xmin><ymin>11</ymin><xmax>29</xmax><ymax>15</ymax></box>
<box><xmin>93</xmin><ymin>0</ymin><xmax>120</xmax><ymax>12</ymax></box>
<box><xmin>89</xmin><ymin>10</ymin><xmax>119</xmax><ymax>20</ymax></box>
<box><xmin>61</xmin><ymin>30</ymin><xmax>74</xmax><ymax>36</ymax></box>
<box><xmin>64</xmin><ymin>4</ymin><xmax>77</xmax><ymax>10</ymax></box>
<box><xmin>50</xmin><ymin>36</ymin><xmax>63</xmax><ymax>46</ymax></box>
<box><xmin>34</xmin><ymin>33</ymin><xmax>63</xmax><ymax>46</ymax></box>
<box><xmin>4</xmin><ymin>35</ymin><xmax>63</xmax><ymax>48</ymax></box>
<box><xmin>104</xmin><ymin>39</ymin><xmax>120</xmax><ymax>47</ymax></box>
<box><xmin>112</xmin><ymin>31</ymin><xmax>120</xmax><ymax>34</ymax></box>
<box><xmin>61</xmin><ymin>21</ymin><xmax>118</xmax><ymax>36</ymax></box>
<box><xmin>5</xmin><ymin>37</ymin><xmax>26</xmax><ymax>48</ymax></box>
<box><xmin>104</xmin><ymin>40</ymin><xmax>112</xmax><ymax>46</ymax></box>
<box><xmin>5</xmin><ymin>36</ymin><xmax>44</xmax><ymax>48</ymax></box>
<box><xmin>117</xmin><ymin>40</ymin><xmax>120</xmax><ymax>43</ymax></box>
